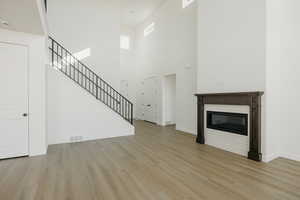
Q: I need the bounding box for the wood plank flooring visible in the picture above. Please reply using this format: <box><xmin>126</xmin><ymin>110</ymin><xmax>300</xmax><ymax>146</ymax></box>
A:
<box><xmin>0</xmin><ymin>120</ymin><xmax>300</xmax><ymax>200</ymax></box>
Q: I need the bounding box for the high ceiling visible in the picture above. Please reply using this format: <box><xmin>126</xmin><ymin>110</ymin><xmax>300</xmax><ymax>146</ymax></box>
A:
<box><xmin>0</xmin><ymin>0</ymin><xmax>166</xmax><ymax>32</ymax></box>
<box><xmin>121</xmin><ymin>0</ymin><xmax>167</xmax><ymax>27</ymax></box>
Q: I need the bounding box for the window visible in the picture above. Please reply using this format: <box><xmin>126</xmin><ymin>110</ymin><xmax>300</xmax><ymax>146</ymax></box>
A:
<box><xmin>144</xmin><ymin>22</ymin><xmax>155</xmax><ymax>37</ymax></box>
<box><xmin>182</xmin><ymin>0</ymin><xmax>195</xmax><ymax>8</ymax></box>
<box><xmin>120</xmin><ymin>35</ymin><xmax>130</xmax><ymax>50</ymax></box>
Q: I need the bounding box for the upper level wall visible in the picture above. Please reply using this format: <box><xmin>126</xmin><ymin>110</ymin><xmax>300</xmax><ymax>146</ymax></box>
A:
<box><xmin>47</xmin><ymin>0</ymin><xmax>121</xmax><ymax>89</ymax></box>
<box><xmin>120</xmin><ymin>25</ymin><xmax>137</xmax><ymax>117</ymax></box>
<box><xmin>197</xmin><ymin>0</ymin><xmax>266</xmax><ymax>93</ymax></box>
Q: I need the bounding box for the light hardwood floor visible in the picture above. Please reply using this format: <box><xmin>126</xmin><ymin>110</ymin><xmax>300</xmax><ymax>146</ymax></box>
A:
<box><xmin>0</xmin><ymin>120</ymin><xmax>300</xmax><ymax>200</ymax></box>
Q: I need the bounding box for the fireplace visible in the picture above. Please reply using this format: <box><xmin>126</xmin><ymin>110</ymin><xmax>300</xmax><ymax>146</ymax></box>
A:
<box><xmin>195</xmin><ymin>92</ymin><xmax>264</xmax><ymax>161</ymax></box>
<box><xmin>207</xmin><ymin>111</ymin><xmax>248</xmax><ymax>136</ymax></box>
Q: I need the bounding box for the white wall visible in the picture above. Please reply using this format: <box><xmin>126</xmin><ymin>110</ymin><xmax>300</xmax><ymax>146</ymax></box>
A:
<box><xmin>47</xmin><ymin>68</ymin><xmax>134</xmax><ymax>145</ymax></box>
<box><xmin>278</xmin><ymin>0</ymin><xmax>300</xmax><ymax>161</ymax></box>
<box><xmin>0</xmin><ymin>29</ymin><xmax>47</xmax><ymax>156</ymax></box>
<box><xmin>266</xmin><ymin>0</ymin><xmax>300</xmax><ymax>161</ymax></box>
<box><xmin>120</xmin><ymin>26</ymin><xmax>138</xmax><ymax>117</ymax></box>
<box><xmin>197</xmin><ymin>0</ymin><xmax>269</xmax><ymax>160</ymax></box>
<box><xmin>197</xmin><ymin>0</ymin><xmax>266</xmax><ymax>93</ymax></box>
<box><xmin>46</xmin><ymin>0</ymin><xmax>135</xmax><ymax>144</ymax></box>
<box><xmin>163</xmin><ymin>74</ymin><xmax>176</xmax><ymax>125</ymax></box>
<box><xmin>47</xmin><ymin>0</ymin><xmax>121</xmax><ymax>89</ymax></box>
<box><xmin>135</xmin><ymin>0</ymin><xmax>197</xmax><ymax>134</ymax></box>
<box><xmin>265</xmin><ymin>0</ymin><xmax>283</xmax><ymax>162</ymax></box>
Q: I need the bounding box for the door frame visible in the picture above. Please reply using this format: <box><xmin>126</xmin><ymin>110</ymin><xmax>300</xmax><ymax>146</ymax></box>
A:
<box><xmin>162</xmin><ymin>73</ymin><xmax>176</xmax><ymax>126</ymax></box>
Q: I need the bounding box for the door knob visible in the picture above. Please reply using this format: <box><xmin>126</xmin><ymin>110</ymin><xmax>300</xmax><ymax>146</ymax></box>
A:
<box><xmin>23</xmin><ymin>113</ymin><xmax>28</xmax><ymax>117</ymax></box>
<box><xmin>147</xmin><ymin>104</ymin><xmax>151</xmax><ymax>107</ymax></box>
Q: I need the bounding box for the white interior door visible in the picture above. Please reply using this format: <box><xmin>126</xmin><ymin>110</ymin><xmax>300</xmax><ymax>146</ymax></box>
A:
<box><xmin>142</xmin><ymin>77</ymin><xmax>157</xmax><ymax>123</ymax></box>
<box><xmin>0</xmin><ymin>42</ymin><xmax>29</xmax><ymax>159</ymax></box>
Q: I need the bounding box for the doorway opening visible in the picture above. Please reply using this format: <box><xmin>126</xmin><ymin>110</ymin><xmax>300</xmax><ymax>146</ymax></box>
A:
<box><xmin>163</xmin><ymin>74</ymin><xmax>176</xmax><ymax>126</ymax></box>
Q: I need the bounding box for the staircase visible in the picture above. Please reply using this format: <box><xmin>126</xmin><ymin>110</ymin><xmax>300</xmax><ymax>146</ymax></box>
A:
<box><xmin>48</xmin><ymin>36</ymin><xmax>133</xmax><ymax>124</ymax></box>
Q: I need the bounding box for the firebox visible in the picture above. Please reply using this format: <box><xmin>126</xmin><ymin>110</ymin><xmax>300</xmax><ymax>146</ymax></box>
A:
<box><xmin>207</xmin><ymin>111</ymin><xmax>248</xmax><ymax>136</ymax></box>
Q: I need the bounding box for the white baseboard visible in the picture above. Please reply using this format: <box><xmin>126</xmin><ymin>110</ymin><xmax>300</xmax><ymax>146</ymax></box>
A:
<box><xmin>176</xmin><ymin>127</ymin><xmax>196</xmax><ymax>135</ymax></box>
<box><xmin>29</xmin><ymin>149</ymin><xmax>48</xmax><ymax>157</ymax></box>
<box><xmin>263</xmin><ymin>152</ymin><xmax>300</xmax><ymax>162</ymax></box>
<box><xmin>262</xmin><ymin>153</ymin><xmax>279</xmax><ymax>163</ymax></box>
<box><xmin>48</xmin><ymin>130</ymin><xmax>135</xmax><ymax>146</ymax></box>
<box><xmin>280</xmin><ymin>153</ymin><xmax>300</xmax><ymax>162</ymax></box>
<box><xmin>165</xmin><ymin>121</ymin><xmax>175</xmax><ymax>126</ymax></box>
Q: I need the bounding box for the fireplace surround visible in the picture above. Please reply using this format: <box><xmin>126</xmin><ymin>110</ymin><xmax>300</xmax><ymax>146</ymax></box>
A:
<box><xmin>195</xmin><ymin>92</ymin><xmax>264</xmax><ymax>161</ymax></box>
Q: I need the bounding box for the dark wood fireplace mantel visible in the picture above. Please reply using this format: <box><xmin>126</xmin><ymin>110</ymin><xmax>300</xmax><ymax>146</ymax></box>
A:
<box><xmin>195</xmin><ymin>92</ymin><xmax>264</xmax><ymax>161</ymax></box>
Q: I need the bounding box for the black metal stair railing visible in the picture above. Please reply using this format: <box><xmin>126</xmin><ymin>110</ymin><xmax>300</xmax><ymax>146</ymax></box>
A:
<box><xmin>48</xmin><ymin>36</ymin><xmax>133</xmax><ymax>124</ymax></box>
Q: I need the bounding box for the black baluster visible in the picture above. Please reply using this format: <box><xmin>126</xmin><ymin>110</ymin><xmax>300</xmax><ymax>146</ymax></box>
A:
<box><xmin>131</xmin><ymin>103</ymin><xmax>133</xmax><ymax>124</ymax></box>
<box><xmin>51</xmin><ymin>39</ymin><xmax>54</xmax><ymax>67</ymax></box>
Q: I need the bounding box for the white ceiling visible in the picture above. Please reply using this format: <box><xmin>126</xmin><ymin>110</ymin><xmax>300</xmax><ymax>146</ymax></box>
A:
<box><xmin>0</xmin><ymin>0</ymin><xmax>165</xmax><ymax>32</ymax></box>
<box><xmin>0</xmin><ymin>0</ymin><xmax>44</xmax><ymax>35</ymax></box>
<box><xmin>121</xmin><ymin>0</ymin><xmax>167</xmax><ymax>27</ymax></box>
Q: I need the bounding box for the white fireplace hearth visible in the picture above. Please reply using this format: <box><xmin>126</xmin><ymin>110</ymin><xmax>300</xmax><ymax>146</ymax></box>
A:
<box><xmin>204</xmin><ymin>104</ymin><xmax>250</xmax><ymax>156</ymax></box>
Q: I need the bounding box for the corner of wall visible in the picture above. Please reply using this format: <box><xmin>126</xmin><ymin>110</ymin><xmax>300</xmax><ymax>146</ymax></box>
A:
<box><xmin>262</xmin><ymin>153</ymin><xmax>280</xmax><ymax>163</ymax></box>
<box><xmin>36</xmin><ymin>0</ymin><xmax>49</xmax><ymax>35</ymax></box>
